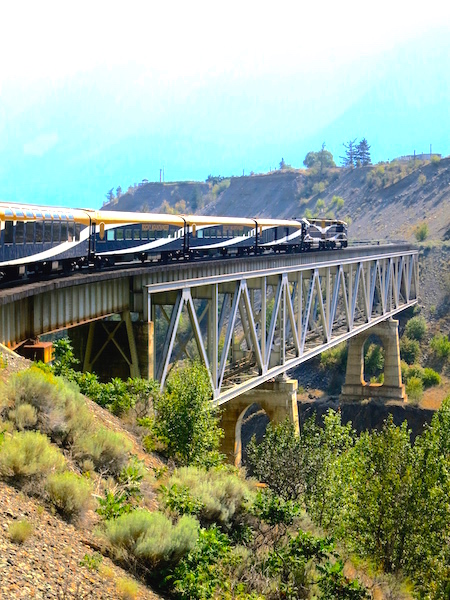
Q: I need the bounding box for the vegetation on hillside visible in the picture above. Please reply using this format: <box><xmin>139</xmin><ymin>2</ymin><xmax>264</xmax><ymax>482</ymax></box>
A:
<box><xmin>1</xmin><ymin>316</ymin><xmax>449</xmax><ymax>597</ymax></box>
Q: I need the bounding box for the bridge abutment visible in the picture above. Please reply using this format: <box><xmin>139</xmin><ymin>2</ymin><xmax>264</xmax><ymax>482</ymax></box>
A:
<box><xmin>220</xmin><ymin>378</ymin><xmax>299</xmax><ymax>465</ymax></box>
<box><xmin>341</xmin><ymin>319</ymin><xmax>407</xmax><ymax>403</ymax></box>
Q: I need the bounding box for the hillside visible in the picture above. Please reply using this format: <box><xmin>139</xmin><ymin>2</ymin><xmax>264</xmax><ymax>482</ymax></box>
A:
<box><xmin>104</xmin><ymin>158</ymin><xmax>450</xmax><ymax>321</ymax></box>
<box><xmin>0</xmin><ymin>348</ymin><xmax>164</xmax><ymax>600</ymax></box>
<box><xmin>105</xmin><ymin>158</ymin><xmax>450</xmax><ymax>242</ymax></box>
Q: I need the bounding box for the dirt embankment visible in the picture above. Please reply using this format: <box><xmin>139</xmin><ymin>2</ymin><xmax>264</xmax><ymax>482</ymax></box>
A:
<box><xmin>0</xmin><ymin>348</ymin><xmax>164</xmax><ymax>600</ymax></box>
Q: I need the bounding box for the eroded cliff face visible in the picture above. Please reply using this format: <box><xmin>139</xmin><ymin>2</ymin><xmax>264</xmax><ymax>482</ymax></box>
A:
<box><xmin>239</xmin><ymin>397</ymin><xmax>436</xmax><ymax>467</ymax></box>
<box><xmin>297</xmin><ymin>397</ymin><xmax>435</xmax><ymax>441</ymax></box>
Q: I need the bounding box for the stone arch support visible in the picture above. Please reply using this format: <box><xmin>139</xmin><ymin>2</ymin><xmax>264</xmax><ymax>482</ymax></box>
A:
<box><xmin>341</xmin><ymin>319</ymin><xmax>406</xmax><ymax>402</ymax></box>
<box><xmin>220</xmin><ymin>379</ymin><xmax>299</xmax><ymax>465</ymax></box>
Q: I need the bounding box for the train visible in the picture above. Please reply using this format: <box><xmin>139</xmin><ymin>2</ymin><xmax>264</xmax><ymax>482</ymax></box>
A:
<box><xmin>0</xmin><ymin>202</ymin><xmax>348</xmax><ymax>280</ymax></box>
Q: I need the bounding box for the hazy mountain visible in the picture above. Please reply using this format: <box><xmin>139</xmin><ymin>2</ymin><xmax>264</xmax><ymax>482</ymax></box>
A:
<box><xmin>0</xmin><ymin>30</ymin><xmax>448</xmax><ymax>208</ymax></box>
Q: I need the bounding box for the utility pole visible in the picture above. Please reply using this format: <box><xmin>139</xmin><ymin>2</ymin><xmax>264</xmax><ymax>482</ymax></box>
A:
<box><xmin>160</xmin><ymin>169</ymin><xmax>162</xmax><ymax>183</ymax></box>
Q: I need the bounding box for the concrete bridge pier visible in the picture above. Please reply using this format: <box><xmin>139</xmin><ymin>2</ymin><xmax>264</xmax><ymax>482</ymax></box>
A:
<box><xmin>220</xmin><ymin>378</ymin><xmax>299</xmax><ymax>466</ymax></box>
<box><xmin>340</xmin><ymin>319</ymin><xmax>407</xmax><ymax>403</ymax></box>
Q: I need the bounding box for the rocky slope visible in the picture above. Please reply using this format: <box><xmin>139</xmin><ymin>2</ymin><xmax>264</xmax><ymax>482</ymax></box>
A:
<box><xmin>0</xmin><ymin>348</ymin><xmax>164</xmax><ymax>600</ymax></box>
<box><xmin>105</xmin><ymin>158</ymin><xmax>450</xmax><ymax>243</ymax></box>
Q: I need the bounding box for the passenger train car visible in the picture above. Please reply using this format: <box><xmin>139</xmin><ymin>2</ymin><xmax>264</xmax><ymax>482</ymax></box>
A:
<box><xmin>0</xmin><ymin>202</ymin><xmax>347</xmax><ymax>280</ymax></box>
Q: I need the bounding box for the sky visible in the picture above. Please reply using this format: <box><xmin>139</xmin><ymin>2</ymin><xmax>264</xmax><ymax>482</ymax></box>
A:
<box><xmin>0</xmin><ymin>1</ymin><xmax>449</xmax><ymax>207</ymax></box>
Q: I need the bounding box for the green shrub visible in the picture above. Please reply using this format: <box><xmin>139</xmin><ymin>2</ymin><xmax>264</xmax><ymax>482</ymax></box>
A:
<box><xmin>400</xmin><ymin>336</ymin><xmax>420</xmax><ymax>364</ymax></box>
<box><xmin>51</xmin><ymin>338</ymin><xmax>159</xmax><ymax>417</ymax></box>
<box><xmin>151</xmin><ymin>362</ymin><xmax>223</xmax><ymax>467</ymax></box>
<box><xmin>97</xmin><ymin>490</ymin><xmax>133</xmax><ymax>521</ymax></box>
<box><xmin>430</xmin><ymin>334</ymin><xmax>450</xmax><ymax>360</ymax></box>
<box><xmin>79</xmin><ymin>552</ymin><xmax>103</xmax><ymax>571</ymax></box>
<box><xmin>46</xmin><ymin>471</ymin><xmax>93</xmax><ymax>518</ymax></box>
<box><xmin>0</xmin><ymin>431</ymin><xmax>66</xmax><ymax>480</ymax></box>
<box><xmin>404</xmin><ymin>316</ymin><xmax>427</xmax><ymax>341</ymax></box>
<box><xmin>320</xmin><ymin>343</ymin><xmax>347</xmax><ymax>370</ymax></box>
<box><xmin>170</xmin><ymin>526</ymin><xmax>231</xmax><ymax>599</ymax></box>
<box><xmin>342</xmin><ymin>418</ymin><xmax>414</xmax><ymax>572</ymax></box>
<box><xmin>160</xmin><ymin>484</ymin><xmax>203</xmax><ymax>517</ymax></box>
<box><xmin>364</xmin><ymin>343</ymin><xmax>384</xmax><ymax>378</ymax></box>
<box><xmin>8</xmin><ymin>403</ymin><xmax>38</xmax><ymax>430</ymax></box>
<box><xmin>315</xmin><ymin>197</ymin><xmax>325</xmax><ymax>208</ymax></box>
<box><xmin>99</xmin><ymin>510</ymin><xmax>199</xmax><ymax>568</ymax></box>
<box><xmin>414</xmin><ymin>222</ymin><xmax>429</xmax><ymax>242</ymax></box>
<box><xmin>1</xmin><ymin>365</ymin><xmax>95</xmax><ymax>446</ymax></box>
<box><xmin>406</xmin><ymin>376</ymin><xmax>424</xmax><ymax>404</ymax></box>
<box><xmin>161</xmin><ymin>466</ymin><xmax>253</xmax><ymax>528</ymax></box>
<box><xmin>97</xmin><ymin>459</ymin><xmax>146</xmax><ymax>520</ymax></box>
<box><xmin>401</xmin><ymin>362</ymin><xmax>423</xmax><ymax>383</ymax></box>
<box><xmin>8</xmin><ymin>518</ymin><xmax>34</xmax><ymax>544</ymax></box>
<box><xmin>116</xmin><ymin>577</ymin><xmax>139</xmax><ymax>600</ymax></box>
<box><xmin>422</xmin><ymin>367</ymin><xmax>441</xmax><ymax>387</ymax></box>
<box><xmin>331</xmin><ymin>195</ymin><xmax>345</xmax><ymax>209</ymax></box>
<box><xmin>72</xmin><ymin>427</ymin><xmax>131</xmax><ymax>476</ymax></box>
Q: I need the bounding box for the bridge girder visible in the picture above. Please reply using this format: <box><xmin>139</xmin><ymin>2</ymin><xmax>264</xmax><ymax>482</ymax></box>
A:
<box><xmin>147</xmin><ymin>251</ymin><xmax>419</xmax><ymax>404</ymax></box>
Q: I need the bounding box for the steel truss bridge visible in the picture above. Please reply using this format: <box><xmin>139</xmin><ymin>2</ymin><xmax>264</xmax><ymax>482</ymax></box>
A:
<box><xmin>147</xmin><ymin>244</ymin><xmax>418</xmax><ymax>404</ymax></box>
<box><xmin>0</xmin><ymin>244</ymin><xmax>418</xmax><ymax>404</ymax></box>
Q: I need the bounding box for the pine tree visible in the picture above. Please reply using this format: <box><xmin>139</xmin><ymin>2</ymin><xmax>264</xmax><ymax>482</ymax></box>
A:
<box><xmin>356</xmin><ymin>138</ymin><xmax>372</xmax><ymax>166</ymax></box>
<box><xmin>340</xmin><ymin>139</ymin><xmax>357</xmax><ymax>168</ymax></box>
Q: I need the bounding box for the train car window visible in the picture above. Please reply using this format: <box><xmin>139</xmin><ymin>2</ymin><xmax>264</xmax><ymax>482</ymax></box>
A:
<box><xmin>44</xmin><ymin>221</ymin><xmax>52</xmax><ymax>242</ymax></box>
<box><xmin>35</xmin><ymin>222</ymin><xmax>43</xmax><ymax>243</ymax></box>
<box><xmin>75</xmin><ymin>223</ymin><xmax>81</xmax><ymax>241</ymax></box>
<box><xmin>107</xmin><ymin>230</ymin><xmax>115</xmax><ymax>241</ymax></box>
<box><xmin>125</xmin><ymin>228</ymin><xmax>132</xmax><ymax>240</ymax></box>
<box><xmin>198</xmin><ymin>229</ymin><xmax>204</xmax><ymax>238</ymax></box>
<box><xmin>116</xmin><ymin>228</ymin><xmax>124</xmax><ymax>241</ymax></box>
<box><xmin>16</xmin><ymin>222</ymin><xmax>25</xmax><ymax>244</ymax></box>
<box><xmin>133</xmin><ymin>229</ymin><xmax>140</xmax><ymax>240</ymax></box>
<box><xmin>26</xmin><ymin>222</ymin><xmax>35</xmax><ymax>243</ymax></box>
<box><xmin>68</xmin><ymin>222</ymin><xmax>75</xmax><ymax>242</ymax></box>
<box><xmin>53</xmin><ymin>222</ymin><xmax>61</xmax><ymax>243</ymax></box>
<box><xmin>61</xmin><ymin>222</ymin><xmax>68</xmax><ymax>242</ymax></box>
<box><xmin>4</xmin><ymin>221</ymin><xmax>13</xmax><ymax>244</ymax></box>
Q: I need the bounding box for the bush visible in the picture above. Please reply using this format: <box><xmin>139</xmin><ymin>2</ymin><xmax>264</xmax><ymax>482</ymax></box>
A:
<box><xmin>0</xmin><ymin>431</ymin><xmax>66</xmax><ymax>481</ymax></box>
<box><xmin>406</xmin><ymin>376</ymin><xmax>424</xmax><ymax>404</ymax></box>
<box><xmin>72</xmin><ymin>427</ymin><xmax>131</xmax><ymax>476</ymax></box>
<box><xmin>170</xmin><ymin>526</ymin><xmax>231</xmax><ymax>599</ymax></box>
<box><xmin>400</xmin><ymin>336</ymin><xmax>420</xmax><ymax>364</ymax></box>
<box><xmin>151</xmin><ymin>362</ymin><xmax>223</xmax><ymax>467</ymax></box>
<box><xmin>422</xmin><ymin>367</ymin><xmax>441</xmax><ymax>387</ymax></box>
<box><xmin>8</xmin><ymin>403</ymin><xmax>38</xmax><ymax>430</ymax></box>
<box><xmin>116</xmin><ymin>577</ymin><xmax>139</xmax><ymax>600</ymax></box>
<box><xmin>430</xmin><ymin>334</ymin><xmax>450</xmax><ymax>360</ymax></box>
<box><xmin>160</xmin><ymin>466</ymin><xmax>253</xmax><ymax>528</ymax></box>
<box><xmin>320</xmin><ymin>343</ymin><xmax>347</xmax><ymax>370</ymax></box>
<box><xmin>342</xmin><ymin>418</ymin><xmax>414</xmax><ymax>572</ymax></box>
<box><xmin>52</xmin><ymin>338</ymin><xmax>159</xmax><ymax>417</ymax></box>
<box><xmin>364</xmin><ymin>343</ymin><xmax>384</xmax><ymax>378</ymax></box>
<box><xmin>1</xmin><ymin>366</ymin><xmax>95</xmax><ymax>446</ymax></box>
<box><xmin>8</xmin><ymin>519</ymin><xmax>34</xmax><ymax>544</ymax></box>
<box><xmin>404</xmin><ymin>316</ymin><xmax>427</xmax><ymax>341</ymax></box>
<box><xmin>414</xmin><ymin>222</ymin><xmax>429</xmax><ymax>242</ymax></box>
<box><xmin>46</xmin><ymin>471</ymin><xmax>93</xmax><ymax>518</ymax></box>
<box><xmin>99</xmin><ymin>510</ymin><xmax>199</xmax><ymax>568</ymax></box>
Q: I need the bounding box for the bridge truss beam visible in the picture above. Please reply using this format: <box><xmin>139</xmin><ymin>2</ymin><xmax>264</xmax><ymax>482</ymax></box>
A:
<box><xmin>147</xmin><ymin>250</ymin><xmax>418</xmax><ymax>404</ymax></box>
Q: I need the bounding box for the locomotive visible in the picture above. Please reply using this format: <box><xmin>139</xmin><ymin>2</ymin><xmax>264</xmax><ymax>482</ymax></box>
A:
<box><xmin>0</xmin><ymin>202</ymin><xmax>347</xmax><ymax>280</ymax></box>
